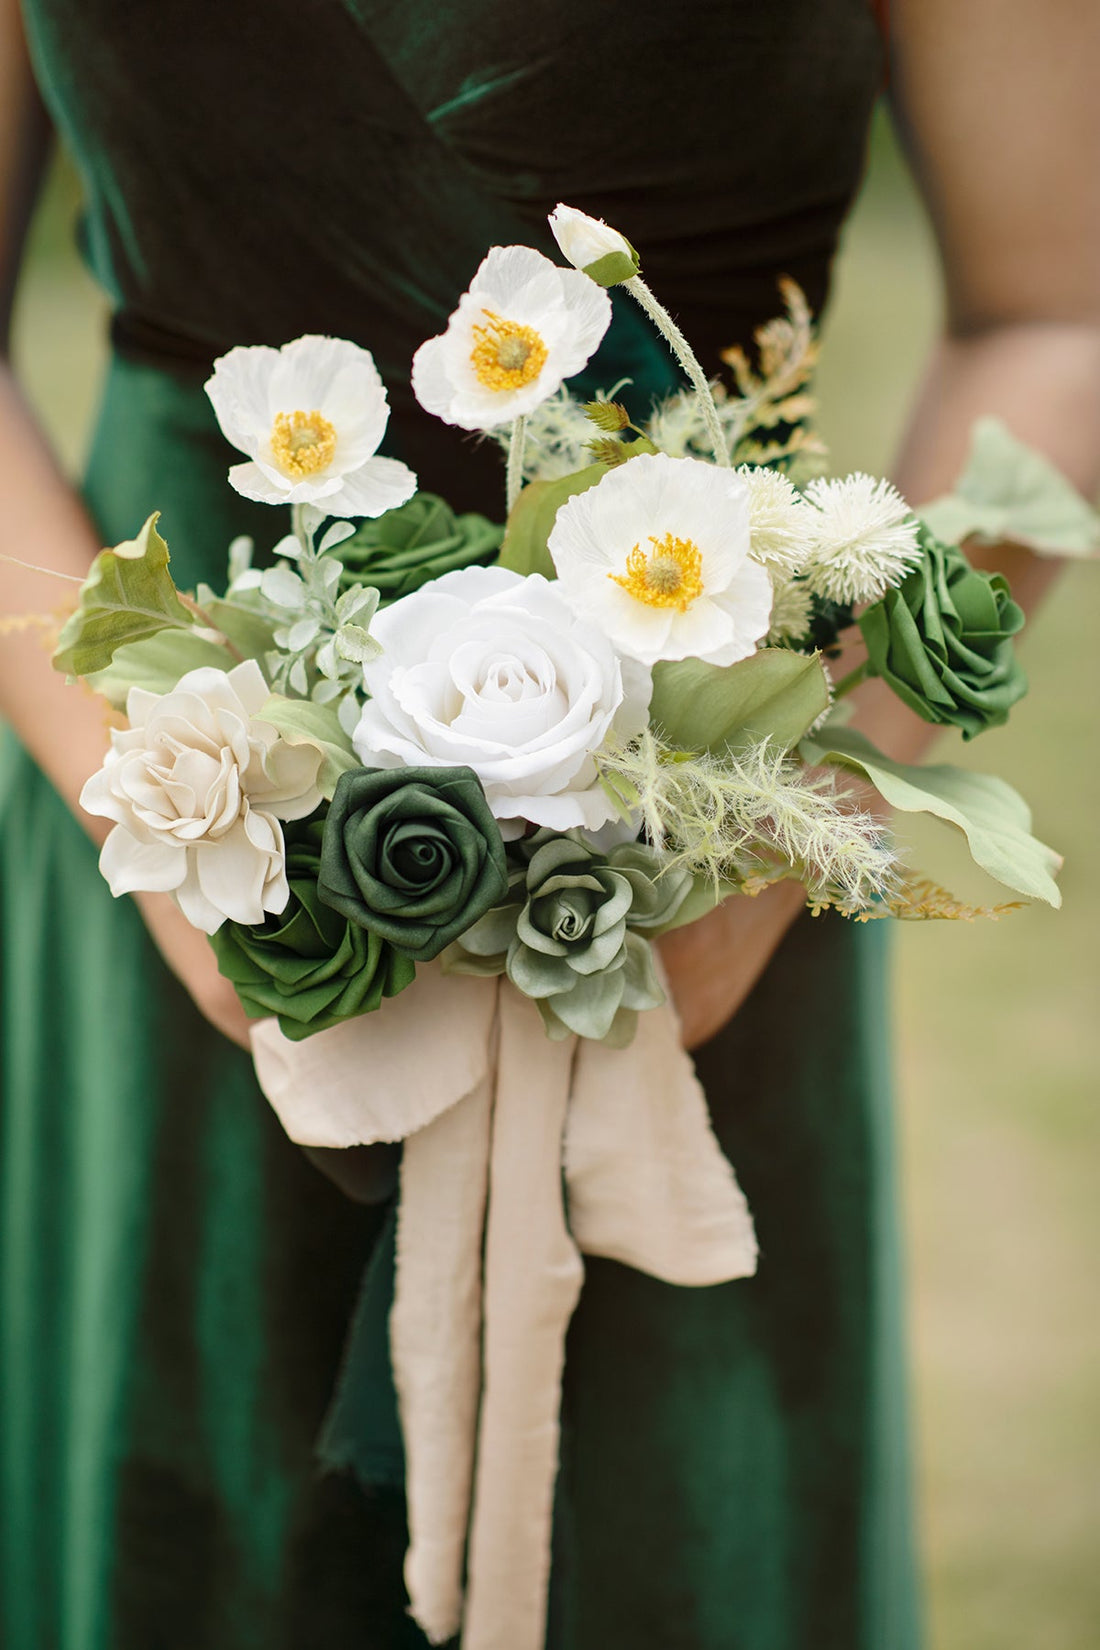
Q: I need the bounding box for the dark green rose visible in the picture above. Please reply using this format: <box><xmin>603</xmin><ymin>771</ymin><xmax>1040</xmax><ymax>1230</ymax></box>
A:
<box><xmin>338</xmin><ymin>493</ymin><xmax>502</xmax><ymax>605</ymax></box>
<box><xmin>318</xmin><ymin>767</ymin><xmax>508</xmax><ymax>962</ymax></box>
<box><xmin>858</xmin><ymin>526</ymin><xmax>1027</xmax><ymax>739</ymax></box>
<box><xmin>211</xmin><ymin>816</ymin><xmax>415</xmax><ymax>1041</ymax></box>
<box><xmin>448</xmin><ymin>832</ymin><xmax>692</xmax><ymax>1044</ymax></box>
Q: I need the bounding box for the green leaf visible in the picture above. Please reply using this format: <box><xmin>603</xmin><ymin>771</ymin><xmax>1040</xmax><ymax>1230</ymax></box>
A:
<box><xmin>499</xmin><ymin>464</ymin><xmax>605</xmax><ymax>579</ymax></box>
<box><xmin>800</xmin><ymin>724</ymin><xmax>1062</xmax><ymax>907</ymax></box>
<box><xmin>84</xmin><ymin>627</ymin><xmax>240</xmax><ymax>710</ymax></box>
<box><xmin>193</xmin><ymin>588</ymin><xmax>280</xmax><ymax>662</ymax></box>
<box><xmin>581</xmin><ymin>249</ymin><xmax>640</xmax><ymax>287</ymax></box>
<box><xmin>53</xmin><ymin>513</ymin><xmax>197</xmax><ymax>677</ymax></box>
<box><xmin>650</xmin><ymin>649</ymin><xmax>831</xmax><ymax>756</ymax></box>
<box><xmin>920</xmin><ymin>417</ymin><xmax>1100</xmax><ymax>559</ymax></box>
<box><xmin>258</xmin><ymin>695</ymin><xmax>360</xmax><ymax>798</ymax></box>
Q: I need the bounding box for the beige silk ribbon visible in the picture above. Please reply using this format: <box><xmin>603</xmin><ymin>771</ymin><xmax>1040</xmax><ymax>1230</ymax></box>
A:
<box><xmin>250</xmin><ymin>967</ymin><xmax>758</xmax><ymax>1650</ymax></box>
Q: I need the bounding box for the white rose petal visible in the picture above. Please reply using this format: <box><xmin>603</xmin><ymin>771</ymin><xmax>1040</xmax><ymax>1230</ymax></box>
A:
<box><xmin>547</xmin><ymin>451</ymin><xmax>773</xmax><ymax>667</ymax></box>
<box><xmin>205</xmin><ymin>335</ymin><xmax>418</xmax><ymax>518</ymax></box>
<box><xmin>352</xmin><ymin>566</ymin><xmax>650</xmax><ymax>837</ymax></box>
<box><xmin>81</xmin><ymin>660</ymin><xmax>326</xmax><ymax>935</ymax></box>
<box><xmin>411</xmin><ymin>246</ymin><xmax>612</xmax><ymax>433</ymax></box>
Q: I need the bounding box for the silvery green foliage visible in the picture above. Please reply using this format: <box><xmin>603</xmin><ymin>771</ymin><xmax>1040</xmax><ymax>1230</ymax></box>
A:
<box><xmin>225</xmin><ymin>504</ymin><xmax>381</xmax><ymax>735</ymax></box>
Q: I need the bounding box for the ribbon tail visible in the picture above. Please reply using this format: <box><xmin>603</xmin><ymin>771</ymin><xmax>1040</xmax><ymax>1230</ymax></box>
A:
<box><xmin>392</xmin><ymin>1029</ymin><xmax>497</xmax><ymax>1646</ymax></box>
<box><xmin>462</xmin><ymin>987</ymin><xmax>585</xmax><ymax>1650</ymax></box>
<box><xmin>566</xmin><ymin>994</ymin><xmax>758</xmax><ymax>1285</ymax></box>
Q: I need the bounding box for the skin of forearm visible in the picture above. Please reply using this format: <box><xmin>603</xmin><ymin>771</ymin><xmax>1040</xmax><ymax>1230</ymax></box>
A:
<box><xmin>0</xmin><ymin>363</ymin><xmax>113</xmax><ymax>834</ymax></box>
<box><xmin>839</xmin><ymin>317</ymin><xmax>1100</xmax><ymax>766</ymax></box>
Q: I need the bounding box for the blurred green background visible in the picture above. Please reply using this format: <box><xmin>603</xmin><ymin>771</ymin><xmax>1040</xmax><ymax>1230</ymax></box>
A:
<box><xmin>10</xmin><ymin>110</ymin><xmax>1099</xmax><ymax>1650</ymax></box>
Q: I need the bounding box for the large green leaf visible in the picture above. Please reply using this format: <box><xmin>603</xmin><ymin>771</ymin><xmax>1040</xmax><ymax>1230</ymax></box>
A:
<box><xmin>53</xmin><ymin>514</ymin><xmax>197</xmax><ymax>677</ymax></box>
<box><xmin>920</xmin><ymin>417</ymin><xmax>1100</xmax><ymax>559</ymax></box>
<box><xmin>650</xmin><ymin>649</ymin><xmax>831</xmax><ymax>756</ymax></box>
<box><xmin>258</xmin><ymin>695</ymin><xmax>360</xmax><ymax>798</ymax></box>
<box><xmin>801</xmin><ymin>724</ymin><xmax>1062</xmax><ymax>907</ymax></box>
<box><xmin>85</xmin><ymin>627</ymin><xmax>240</xmax><ymax>709</ymax></box>
<box><xmin>193</xmin><ymin>588</ymin><xmax>280</xmax><ymax>662</ymax></box>
<box><xmin>498</xmin><ymin>464</ymin><xmax>605</xmax><ymax>579</ymax></box>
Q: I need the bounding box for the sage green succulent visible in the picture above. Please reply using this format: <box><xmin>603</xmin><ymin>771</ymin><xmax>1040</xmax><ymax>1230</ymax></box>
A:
<box><xmin>447</xmin><ymin>832</ymin><xmax>692</xmax><ymax>1045</ymax></box>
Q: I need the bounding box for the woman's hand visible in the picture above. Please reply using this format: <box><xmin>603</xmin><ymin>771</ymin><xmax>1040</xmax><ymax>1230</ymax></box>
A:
<box><xmin>133</xmin><ymin>889</ymin><xmax>254</xmax><ymax>1049</ymax></box>
<box><xmin>658</xmin><ymin>878</ymin><xmax>806</xmax><ymax>1052</ymax></box>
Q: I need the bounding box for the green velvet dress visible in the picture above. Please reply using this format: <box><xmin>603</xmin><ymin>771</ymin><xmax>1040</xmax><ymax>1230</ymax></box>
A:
<box><xmin>1</xmin><ymin>4</ymin><xmax>920</xmax><ymax>1646</ymax></box>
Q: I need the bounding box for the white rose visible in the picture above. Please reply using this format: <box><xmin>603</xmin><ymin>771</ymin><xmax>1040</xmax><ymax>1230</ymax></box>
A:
<box><xmin>351</xmin><ymin>566</ymin><xmax>651</xmax><ymax>836</ymax></box>
<box><xmin>81</xmin><ymin>660</ymin><xmax>325</xmax><ymax>934</ymax></box>
<box><xmin>547</xmin><ymin>203</ymin><xmax>640</xmax><ymax>286</ymax></box>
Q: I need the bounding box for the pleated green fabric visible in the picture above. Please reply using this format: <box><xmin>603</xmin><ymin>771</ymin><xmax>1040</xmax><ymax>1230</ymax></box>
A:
<box><xmin>2</xmin><ymin>3</ymin><xmax>921</xmax><ymax>1645</ymax></box>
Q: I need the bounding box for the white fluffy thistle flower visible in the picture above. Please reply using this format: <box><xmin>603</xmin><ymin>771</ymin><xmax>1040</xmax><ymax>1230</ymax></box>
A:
<box><xmin>646</xmin><ymin>388</ymin><xmax>711</xmax><ymax>459</ymax></box>
<box><xmin>801</xmin><ymin>474</ymin><xmax>921</xmax><ymax>605</ymax></box>
<box><xmin>740</xmin><ymin>466</ymin><xmax>814</xmax><ymax>572</ymax></box>
<box><xmin>766</xmin><ymin>573</ymin><xmax>815</xmax><ymax>645</ymax></box>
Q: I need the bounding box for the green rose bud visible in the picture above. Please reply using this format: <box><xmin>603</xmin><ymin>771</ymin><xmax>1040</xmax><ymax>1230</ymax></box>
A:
<box><xmin>318</xmin><ymin>767</ymin><xmax>509</xmax><ymax>962</ymax></box>
<box><xmin>338</xmin><ymin>493</ymin><xmax>502</xmax><ymax>606</ymax></box>
<box><xmin>449</xmin><ymin>832</ymin><xmax>692</xmax><ymax>1045</ymax></box>
<box><xmin>858</xmin><ymin>526</ymin><xmax>1027</xmax><ymax>739</ymax></box>
<box><xmin>211</xmin><ymin>816</ymin><xmax>415</xmax><ymax>1041</ymax></box>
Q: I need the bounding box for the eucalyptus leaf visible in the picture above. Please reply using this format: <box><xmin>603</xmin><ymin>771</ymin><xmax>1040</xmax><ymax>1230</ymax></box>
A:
<box><xmin>499</xmin><ymin>463</ymin><xmax>605</xmax><ymax>579</ymax></box>
<box><xmin>53</xmin><ymin>513</ymin><xmax>196</xmax><ymax>678</ymax></box>
<box><xmin>801</xmin><ymin>724</ymin><xmax>1062</xmax><ymax>907</ymax></box>
<box><xmin>920</xmin><ymin>417</ymin><xmax>1100</xmax><ymax>559</ymax></box>
<box><xmin>650</xmin><ymin>649</ymin><xmax>831</xmax><ymax>756</ymax></box>
<box><xmin>258</xmin><ymin>694</ymin><xmax>360</xmax><ymax>798</ymax></box>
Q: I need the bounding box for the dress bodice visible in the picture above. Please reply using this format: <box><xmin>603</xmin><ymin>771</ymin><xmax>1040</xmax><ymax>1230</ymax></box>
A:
<box><xmin>22</xmin><ymin>1</ymin><xmax>883</xmax><ymax>508</ymax></box>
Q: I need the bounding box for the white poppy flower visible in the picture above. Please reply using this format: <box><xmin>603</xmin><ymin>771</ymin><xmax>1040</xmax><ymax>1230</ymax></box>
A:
<box><xmin>81</xmin><ymin>661</ymin><xmax>325</xmax><ymax>934</ymax></box>
<box><xmin>205</xmin><ymin>335</ymin><xmax>418</xmax><ymax>518</ymax></box>
<box><xmin>411</xmin><ymin>246</ymin><xmax>612</xmax><ymax>432</ymax></box>
<box><xmin>802</xmin><ymin>474</ymin><xmax>921</xmax><ymax>604</ymax></box>
<box><xmin>352</xmin><ymin>565</ymin><xmax>650</xmax><ymax>837</ymax></box>
<box><xmin>547</xmin><ymin>203</ymin><xmax>640</xmax><ymax>285</ymax></box>
<box><xmin>547</xmin><ymin>452</ymin><xmax>773</xmax><ymax>668</ymax></box>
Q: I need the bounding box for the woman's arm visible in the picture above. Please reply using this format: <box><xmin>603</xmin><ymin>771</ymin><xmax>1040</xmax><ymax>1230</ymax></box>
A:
<box><xmin>662</xmin><ymin>0</ymin><xmax>1100</xmax><ymax>1049</ymax></box>
<box><xmin>0</xmin><ymin>0</ymin><xmax>252</xmax><ymax>1045</ymax></box>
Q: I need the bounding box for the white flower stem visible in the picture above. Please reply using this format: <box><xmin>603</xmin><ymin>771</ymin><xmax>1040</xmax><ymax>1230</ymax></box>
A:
<box><xmin>506</xmin><ymin>415</ymin><xmax>527</xmax><ymax>513</ymax></box>
<box><xmin>624</xmin><ymin>275</ymin><xmax>730</xmax><ymax>467</ymax></box>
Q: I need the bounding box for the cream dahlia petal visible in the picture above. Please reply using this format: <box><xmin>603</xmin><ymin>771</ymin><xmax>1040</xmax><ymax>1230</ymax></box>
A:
<box><xmin>98</xmin><ymin>827</ymin><xmax>186</xmax><ymax>898</ymax></box>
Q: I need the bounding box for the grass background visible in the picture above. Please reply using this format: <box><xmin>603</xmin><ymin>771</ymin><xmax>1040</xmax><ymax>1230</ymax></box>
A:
<box><xmin>10</xmin><ymin>110</ymin><xmax>1099</xmax><ymax>1650</ymax></box>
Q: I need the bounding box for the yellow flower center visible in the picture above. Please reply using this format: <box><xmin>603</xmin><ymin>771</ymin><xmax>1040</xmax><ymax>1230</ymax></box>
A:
<box><xmin>610</xmin><ymin>533</ymin><xmax>705</xmax><ymax>612</ymax></box>
<box><xmin>469</xmin><ymin>310</ymin><xmax>549</xmax><ymax>392</ymax></box>
<box><xmin>269</xmin><ymin>409</ymin><xmax>338</xmax><ymax>479</ymax></box>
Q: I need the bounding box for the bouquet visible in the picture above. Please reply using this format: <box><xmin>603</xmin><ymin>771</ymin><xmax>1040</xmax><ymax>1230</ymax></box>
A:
<box><xmin>48</xmin><ymin>205</ymin><xmax>1098</xmax><ymax>1649</ymax></box>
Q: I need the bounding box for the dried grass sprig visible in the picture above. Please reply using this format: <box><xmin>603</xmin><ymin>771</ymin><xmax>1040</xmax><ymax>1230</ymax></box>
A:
<box><xmin>597</xmin><ymin>729</ymin><xmax>899</xmax><ymax>913</ymax></box>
